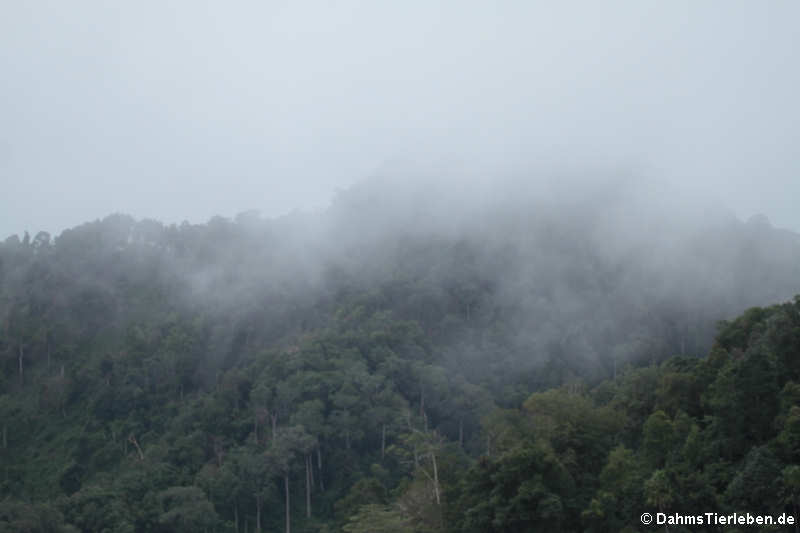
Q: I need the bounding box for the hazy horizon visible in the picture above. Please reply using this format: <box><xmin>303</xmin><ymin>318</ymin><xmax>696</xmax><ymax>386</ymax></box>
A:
<box><xmin>2</xmin><ymin>2</ymin><xmax>799</xmax><ymax>238</ymax></box>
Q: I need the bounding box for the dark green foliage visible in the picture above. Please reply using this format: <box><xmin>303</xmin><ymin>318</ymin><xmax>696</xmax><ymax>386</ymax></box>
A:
<box><xmin>0</xmin><ymin>500</ymin><xmax>78</xmax><ymax>533</ymax></box>
<box><xmin>451</xmin><ymin>442</ymin><xmax>574</xmax><ymax>532</ymax></box>
<box><xmin>1</xmin><ymin>207</ymin><xmax>800</xmax><ymax>532</ymax></box>
<box><xmin>157</xmin><ymin>486</ymin><xmax>218</xmax><ymax>533</ymax></box>
<box><xmin>724</xmin><ymin>446</ymin><xmax>782</xmax><ymax>514</ymax></box>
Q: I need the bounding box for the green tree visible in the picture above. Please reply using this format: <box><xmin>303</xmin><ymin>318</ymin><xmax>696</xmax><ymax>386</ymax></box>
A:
<box><xmin>157</xmin><ymin>486</ymin><xmax>218</xmax><ymax>533</ymax></box>
<box><xmin>343</xmin><ymin>504</ymin><xmax>412</xmax><ymax>533</ymax></box>
<box><xmin>642</xmin><ymin>410</ymin><xmax>675</xmax><ymax>467</ymax></box>
<box><xmin>644</xmin><ymin>469</ymin><xmax>673</xmax><ymax>517</ymax></box>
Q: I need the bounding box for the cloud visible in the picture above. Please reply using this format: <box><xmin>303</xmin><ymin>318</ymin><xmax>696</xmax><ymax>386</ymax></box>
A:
<box><xmin>1</xmin><ymin>1</ymin><xmax>798</xmax><ymax>237</ymax></box>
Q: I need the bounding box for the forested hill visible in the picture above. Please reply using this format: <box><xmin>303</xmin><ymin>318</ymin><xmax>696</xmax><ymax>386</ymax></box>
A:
<box><xmin>1</xmin><ymin>176</ymin><xmax>800</xmax><ymax>532</ymax></box>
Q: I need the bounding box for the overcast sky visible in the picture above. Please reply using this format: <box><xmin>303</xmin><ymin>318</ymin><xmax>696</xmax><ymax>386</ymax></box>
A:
<box><xmin>1</xmin><ymin>1</ymin><xmax>798</xmax><ymax>238</ymax></box>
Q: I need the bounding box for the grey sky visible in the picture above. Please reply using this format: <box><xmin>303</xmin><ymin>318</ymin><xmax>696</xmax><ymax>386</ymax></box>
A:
<box><xmin>1</xmin><ymin>1</ymin><xmax>798</xmax><ymax>238</ymax></box>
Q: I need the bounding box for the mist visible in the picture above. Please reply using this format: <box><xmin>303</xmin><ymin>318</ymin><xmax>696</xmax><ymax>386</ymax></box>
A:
<box><xmin>3</xmin><ymin>4</ymin><xmax>800</xmax><ymax>523</ymax></box>
<box><xmin>5</xmin><ymin>165</ymin><xmax>797</xmax><ymax>396</ymax></box>
<box><xmin>2</xmin><ymin>1</ymin><xmax>799</xmax><ymax>237</ymax></box>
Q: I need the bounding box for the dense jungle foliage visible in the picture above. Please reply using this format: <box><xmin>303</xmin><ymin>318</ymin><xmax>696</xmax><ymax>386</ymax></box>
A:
<box><xmin>1</xmin><ymin>179</ymin><xmax>800</xmax><ymax>532</ymax></box>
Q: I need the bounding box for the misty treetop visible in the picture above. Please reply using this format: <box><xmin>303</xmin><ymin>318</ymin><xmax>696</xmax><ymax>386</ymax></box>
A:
<box><xmin>1</xmin><ymin>176</ymin><xmax>800</xmax><ymax>532</ymax></box>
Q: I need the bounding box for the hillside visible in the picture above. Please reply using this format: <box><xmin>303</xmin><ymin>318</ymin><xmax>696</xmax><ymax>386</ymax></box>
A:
<box><xmin>1</xmin><ymin>176</ymin><xmax>800</xmax><ymax>532</ymax></box>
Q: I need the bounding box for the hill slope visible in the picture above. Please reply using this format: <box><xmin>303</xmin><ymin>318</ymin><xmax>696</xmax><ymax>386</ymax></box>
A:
<box><xmin>1</xmin><ymin>175</ymin><xmax>799</xmax><ymax>532</ymax></box>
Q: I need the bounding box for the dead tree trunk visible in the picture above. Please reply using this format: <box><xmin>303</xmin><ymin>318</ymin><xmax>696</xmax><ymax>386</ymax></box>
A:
<box><xmin>128</xmin><ymin>434</ymin><xmax>144</xmax><ymax>460</ymax></box>
<box><xmin>255</xmin><ymin>495</ymin><xmax>261</xmax><ymax>533</ymax></box>
<box><xmin>381</xmin><ymin>424</ymin><xmax>386</xmax><ymax>459</ymax></box>
<box><xmin>431</xmin><ymin>447</ymin><xmax>441</xmax><ymax>505</ymax></box>
<box><xmin>18</xmin><ymin>345</ymin><xmax>24</xmax><ymax>387</ymax></box>
<box><xmin>417</xmin><ymin>442</ymin><xmax>441</xmax><ymax>506</ymax></box>
<box><xmin>309</xmin><ymin>451</ymin><xmax>314</xmax><ymax>489</ymax></box>
<box><xmin>305</xmin><ymin>455</ymin><xmax>311</xmax><ymax>518</ymax></box>
<box><xmin>317</xmin><ymin>447</ymin><xmax>324</xmax><ymax>491</ymax></box>
<box><xmin>284</xmin><ymin>472</ymin><xmax>291</xmax><ymax>533</ymax></box>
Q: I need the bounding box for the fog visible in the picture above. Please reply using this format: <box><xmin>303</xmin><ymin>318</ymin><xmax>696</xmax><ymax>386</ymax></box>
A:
<box><xmin>4</xmin><ymin>165</ymin><xmax>797</xmax><ymax>398</ymax></box>
<box><xmin>2</xmin><ymin>1</ymin><xmax>799</xmax><ymax>238</ymax></box>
